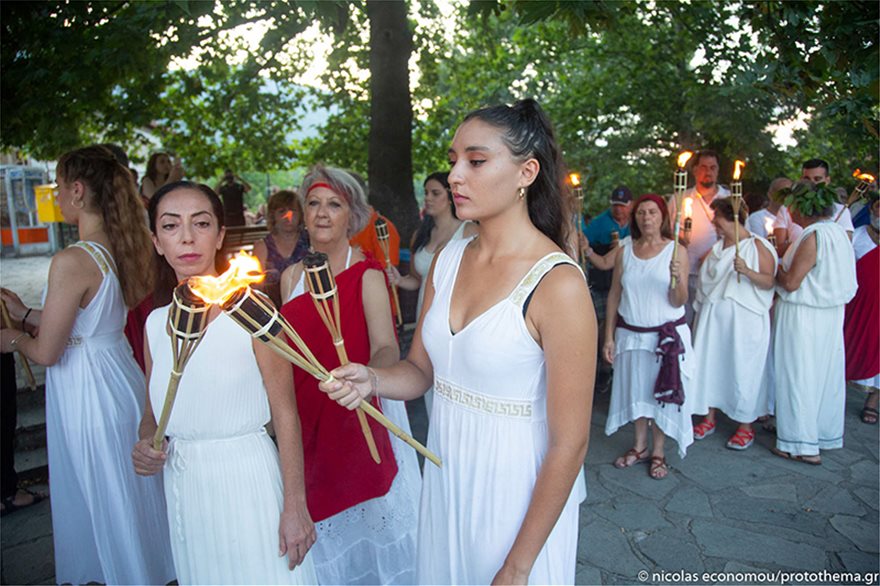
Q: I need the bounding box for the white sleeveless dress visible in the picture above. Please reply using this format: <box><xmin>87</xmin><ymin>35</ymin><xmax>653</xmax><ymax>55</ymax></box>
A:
<box><xmin>419</xmin><ymin>237</ymin><xmax>587</xmax><ymax>584</ymax></box>
<box><xmin>46</xmin><ymin>241</ymin><xmax>175</xmax><ymax>585</ymax></box>
<box><xmin>691</xmin><ymin>236</ymin><xmax>777</xmax><ymax>422</ymax></box>
<box><xmin>147</xmin><ymin>308</ymin><xmax>317</xmax><ymax>585</ymax></box>
<box><xmin>412</xmin><ymin>221</ymin><xmax>468</xmax><ymax>417</ymax></box>
<box><xmin>285</xmin><ymin>247</ymin><xmax>420</xmax><ymax>585</ymax></box>
<box><xmin>604</xmin><ymin>239</ymin><xmax>696</xmax><ymax>457</ymax></box>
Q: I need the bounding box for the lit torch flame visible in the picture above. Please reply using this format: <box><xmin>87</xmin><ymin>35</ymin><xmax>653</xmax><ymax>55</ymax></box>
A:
<box><xmin>282</xmin><ymin>210</ymin><xmax>294</xmax><ymax>222</ymax></box>
<box><xmin>683</xmin><ymin>197</ymin><xmax>694</xmax><ymax>219</ymax></box>
<box><xmin>853</xmin><ymin>169</ymin><xmax>876</xmax><ymax>183</ymax></box>
<box><xmin>733</xmin><ymin>160</ymin><xmax>746</xmax><ymax>181</ymax></box>
<box><xmin>188</xmin><ymin>251</ymin><xmax>265</xmax><ymax>305</ymax></box>
<box><xmin>677</xmin><ymin>151</ymin><xmax>694</xmax><ymax>169</ymax></box>
<box><xmin>569</xmin><ymin>173</ymin><xmax>581</xmax><ymax>187</ymax></box>
<box><xmin>764</xmin><ymin>216</ymin><xmax>775</xmax><ymax>236</ymax></box>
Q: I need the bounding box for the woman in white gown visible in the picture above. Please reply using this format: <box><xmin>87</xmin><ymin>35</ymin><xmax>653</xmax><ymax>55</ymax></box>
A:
<box><xmin>691</xmin><ymin>198</ymin><xmax>777</xmax><ymax>450</ymax></box>
<box><xmin>603</xmin><ymin>194</ymin><xmax>694</xmax><ymax>479</ymax></box>
<box><xmin>771</xmin><ymin>182</ymin><xmax>857</xmax><ymax>465</ymax></box>
<box><xmin>319</xmin><ymin>100</ymin><xmax>596</xmax><ymax>584</ymax></box>
<box><xmin>388</xmin><ymin>172</ymin><xmax>475</xmax><ymax>416</ymax></box>
<box><xmin>1</xmin><ymin>146</ymin><xmax>175</xmax><ymax>585</ymax></box>
<box><xmin>131</xmin><ymin>182</ymin><xmax>317</xmax><ymax>584</ymax></box>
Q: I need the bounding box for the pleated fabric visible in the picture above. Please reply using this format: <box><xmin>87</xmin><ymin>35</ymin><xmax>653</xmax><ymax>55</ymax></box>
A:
<box><xmin>147</xmin><ymin>309</ymin><xmax>317</xmax><ymax>585</ymax></box>
<box><xmin>419</xmin><ymin>238</ymin><xmax>586</xmax><ymax>585</ymax></box>
<box><xmin>46</xmin><ymin>241</ymin><xmax>175</xmax><ymax>585</ymax></box>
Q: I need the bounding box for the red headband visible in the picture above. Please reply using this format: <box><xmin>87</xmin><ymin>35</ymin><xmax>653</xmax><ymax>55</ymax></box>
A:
<box><xmin>306</xmin><ymin>181</ymin><xmax>336</xmax><ymax>195</ymax></box>
<box><xmin>632</xmin><ymin>193</ymin><xmax>669</xmax><ymax>221</ymax></box>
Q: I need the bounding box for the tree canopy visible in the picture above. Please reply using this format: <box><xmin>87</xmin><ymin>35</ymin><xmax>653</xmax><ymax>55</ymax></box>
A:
<box><xmin>2</xmin><ymin>0</ymin><xmax>877</xmax><ymax>230</ymax></box>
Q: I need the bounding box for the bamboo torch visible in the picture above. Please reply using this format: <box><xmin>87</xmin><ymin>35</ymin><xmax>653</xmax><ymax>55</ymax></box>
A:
<box><xmin>0</xmin><ymin>300</ymin><xmax>36</xmax><ymax>390</ymax></box>
<box><xmin>835</xmin><ymin>169</ymin><xmax>876</xmax><ymax>222</ymax></box>
<box><xmin>152</xmin><ymin>284</ymin><xmax>211</xmax><ymax>450</ymax></box>
<box><xmin>731</xmin><ymin>160</ymin><xmax>745</xmax><ymax>283</ymax></box>
<box><xmin>671</xmin><ymin>151</ymin><xmax>693</xmax><ymax>290</ymax></box>
<box><xmin>570</xmin><ymin>173</ymin><xmax>586</xmax><ymax>269</ymax></box>
<box><xmin>303</xmin><ymin>251</ymin><xmax>382</xmax><ymax>465</ymax></box>
<box><xmin>374</xmin><ymin>217</ymin><xmax>403</xmax><ymax>327</ymax></box>
<box><xmin>186</xmin><ymin>254</ymin><xmax>442</xmax><ymax>468</ymax></box>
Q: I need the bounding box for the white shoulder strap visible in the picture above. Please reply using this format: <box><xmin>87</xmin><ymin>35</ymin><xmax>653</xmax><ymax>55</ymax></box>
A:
<box><xmin>509</xmin><ymin>252</ymin><xmax>581</xmax><ymax>308</ymax></box>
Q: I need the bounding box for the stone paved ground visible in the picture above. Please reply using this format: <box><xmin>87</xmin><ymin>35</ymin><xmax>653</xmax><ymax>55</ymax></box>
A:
<box><xmin>1</xmin><ymin>254</ymin><xmax>878</xmax><ymax>585</ymax></box>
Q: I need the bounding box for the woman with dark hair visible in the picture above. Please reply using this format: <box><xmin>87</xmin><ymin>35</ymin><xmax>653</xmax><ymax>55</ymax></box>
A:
<box><xmin>279</xmin><ymin>165</ymin><xmax>420</xmax><ymax>585</ymax></box>
<box><xmin>604</xmin><ymin>194</ymin><xmax>693</xmax><ymax>480</ymax></box>
<box><xmin>254</xmin><ymin>189</ymin><xmax>310</xmax><ymax>306</ymax></box>
<box><xmin>691</xmin><ymin>198</ymin><xmax>777</xmax><ymax>450</ymax></box>
<box><xmin>318</xmin><ymin>100</ymin><xmax>596</xmax><ymax>584</ymax></box>
<box><xmin>0</xmin><ymin>145</ymin><xmax>174</xmax><ymax>585</ymax></box>
<box><xmin>140</xmin><ymin>151</ymin><xmax>184</xmax><ymax>200</ymax></box>
<box><xmin>131</xmin><ymin>181</ymin><xmax>317</xmax><ymax>584</ymax></box>
<box><xmin>771</xmin><ymin>182</ymin><xmax>856</xmax><ymax>465</ymax></box>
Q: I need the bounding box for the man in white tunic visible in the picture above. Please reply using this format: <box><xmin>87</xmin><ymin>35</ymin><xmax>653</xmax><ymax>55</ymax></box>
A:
<box><xmin>772</xmin><ymin>183</ymin><xmax>857</xmax><ymax>465</ymax></box>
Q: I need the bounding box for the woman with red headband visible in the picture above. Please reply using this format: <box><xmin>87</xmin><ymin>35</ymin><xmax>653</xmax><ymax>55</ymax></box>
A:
<box><xmin>604</xmin><ymin>193</ymin><xmax>694</xmax><ymax>480</ymax></box>
<box><xmin>279</xmin><ymin>165</ymin><xmax>420</xmax><ymax>584</ymax></box>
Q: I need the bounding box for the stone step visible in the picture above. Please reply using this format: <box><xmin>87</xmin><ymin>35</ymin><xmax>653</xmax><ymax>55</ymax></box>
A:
<box><xmin>14</xmin><ymin>446</ymin><xmax>48</xmax><ymax>485</ymax></box>
<box><xmin>15</xmin><ymin>403</ymin><xmax>46</xmax><ymax>452</ymax></box>
<box><xmin>16</xmin><ymin>384</ymin><xmax>45</xmax><ymax>412</ymax></box>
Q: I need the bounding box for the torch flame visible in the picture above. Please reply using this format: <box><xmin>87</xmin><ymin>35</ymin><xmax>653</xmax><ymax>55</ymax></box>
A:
<box><xmin>683</xmin><ymin>197</ymin><xmax>694</xmax><ymax>218</ymax></box>
<box><xmin>677</xmin><ymin>151</ymin><xmax>694</xmax><ymax>168</ymax></box>
<box><xmin>188</xmin><ymin>251</ymin><xmax>265</xmax><ymax>305</ymax></box>
<box><xmin>764</xmin><ymin>216</ymin><xmax>775</xmax><ymax>236</ymax></box>
<box><xmin>569</xmin><ymin>173</ymin><xmax>581</xmax><ymax>187</ymax></box>
<box><xmin>733</xmin><ymin>160</ymin><xmax>746</xmax><ymax>181</ymax></box>
<box><xmin>852</xmin><ymin>169</ymin><xmax>876</xmax><ymax>183</ymax></box>
<box><xmin>282</xmin><ymin>210</ymin><xmax>294</xmax><ymax>222</ymax></box>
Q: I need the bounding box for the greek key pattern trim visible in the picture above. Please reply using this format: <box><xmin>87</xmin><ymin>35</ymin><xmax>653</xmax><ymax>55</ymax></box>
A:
<box><xmin>435</xmin><ymin>378</ymin><xmax>533</xmax><ymax>418</ymax></box>
<box><xmin>509</xmin><ymin>253</ymin><xmax>581</xmax><ymax>306</ymax></box>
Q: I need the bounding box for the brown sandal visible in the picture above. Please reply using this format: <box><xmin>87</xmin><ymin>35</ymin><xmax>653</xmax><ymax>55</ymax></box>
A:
<box><xmin>614</xmin><ymin>447</ymin><xmax>648</xmax><ymax>469</ymax></box>
<box><xmin>649</xmin><ymin>456</ymin><xmax>668</xmax><ymax>479</ymax></box>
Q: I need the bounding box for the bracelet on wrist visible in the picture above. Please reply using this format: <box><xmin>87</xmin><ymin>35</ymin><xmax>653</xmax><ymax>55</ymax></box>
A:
<box><xmin>367</xmin><ymin>367</ymin><xmax>379</xmax><ymax>398</ymax></box>
<box><xmin>10</xmin><ymin>332</ymin><xmax>29</xmax><ymax>350</ymax></box>
<box><xmin>23</xmin><ymin>307</ymin><xmax>33</xmax><ymax>326</ymax></box>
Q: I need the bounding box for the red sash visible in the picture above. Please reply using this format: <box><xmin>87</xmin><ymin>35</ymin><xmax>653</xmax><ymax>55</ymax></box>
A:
<box><xmin>280</xmin><ymin>259</ymin><xmax>398</xmax><ymax>522</ymax></box>
<box><xmin>844</xmin><ymin>246</ymin><xmax>879</xmax><ymax>381</ymax></box>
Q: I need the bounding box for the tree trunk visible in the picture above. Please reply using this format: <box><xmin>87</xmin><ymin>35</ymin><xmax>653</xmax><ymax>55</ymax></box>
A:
<box><xmin>366</xmin><ymin>0</ymin><xmax>418</xmax><ymax>245</ymax></box>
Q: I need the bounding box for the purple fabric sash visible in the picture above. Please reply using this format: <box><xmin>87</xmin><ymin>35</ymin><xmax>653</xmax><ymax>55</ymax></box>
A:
<box><xmin>616</xmin><ymin>313</ymin><xmax>687</xmax><ymax>407</ymax></box>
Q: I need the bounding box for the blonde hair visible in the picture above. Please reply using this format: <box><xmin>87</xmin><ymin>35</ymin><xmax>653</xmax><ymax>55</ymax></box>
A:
<box><xmin>57</xmin><ymin>145</ymin><xmax>153</xmax><ymax>307</ymax></box>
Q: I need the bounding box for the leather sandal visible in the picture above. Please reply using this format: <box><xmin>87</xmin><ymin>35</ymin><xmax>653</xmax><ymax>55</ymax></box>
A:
<box><xmin>614</xmin><ymin>447</ymin><xmax>648</xmax><ymax>469</ymax></box>
<box><xmin>649</xmin><ymin>456</ymin><xmax>668</xmax><ymax>480</ymax></box>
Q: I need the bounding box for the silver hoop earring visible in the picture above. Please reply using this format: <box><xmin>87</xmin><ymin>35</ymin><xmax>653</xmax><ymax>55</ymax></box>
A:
<box><xmin>73</xmin><ymin>199</ymin><xmax>85</xmax><ymax>209</ymax></box>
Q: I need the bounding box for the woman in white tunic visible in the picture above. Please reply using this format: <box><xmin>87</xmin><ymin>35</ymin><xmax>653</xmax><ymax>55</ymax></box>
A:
<box><xmin>1</xmin><ymin>146</ymin><xmax>175</xmax><ymax>585</ymax></box>
<box><xmin>319</xmin><ymin>100</ymin><xmax>596</xmax><ymax>584</ymax></box>
<box><xmin>691</xmin><ymin>198</ymin><xmax>777</xmax><ymax>450</ymax></box>
<box><xmin>388</xmin><ymin>172</ymin><xmax>475</xmax><ymax>417</ymax></box>
<box><xmin>772</xmin><ymin>183</ymin><xmax>857</xmax><ymax>465</ymax></box>
<box><xmin>604</xmin><ymin>194</ymin><xmax>694</xmax><ymax>479</ymax></box>
<box><xmin>131</xmin><ymin>182</ymin><xmax>317</xmax><ymax>584</ymax></box>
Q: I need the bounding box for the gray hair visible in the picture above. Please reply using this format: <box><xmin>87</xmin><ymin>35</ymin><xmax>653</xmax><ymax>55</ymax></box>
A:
<box><xmin>299</xmin><ymin>165</ymin><xmax>371</xmax><ymax>238</ymax></box>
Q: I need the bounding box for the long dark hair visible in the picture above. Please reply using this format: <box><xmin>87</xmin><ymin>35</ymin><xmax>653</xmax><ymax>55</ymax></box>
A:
<box><xmin>412</xmin><ymin>172</ymin><xmax>456</xmax><ymax>252</ymax></box>
<box><xmin>56</xmin><ymin>145</ymin><xmax>153</xmax><ymax>308</ymax></box>
<box><xmin>463</xmin><ymin>99</ymin><xmax>568</xmax><ymax>250</ymax></box>
<box><xmin>147</xmin><ymin>181</ymin><xmax>225</xmax><ymax>306</ymax></box>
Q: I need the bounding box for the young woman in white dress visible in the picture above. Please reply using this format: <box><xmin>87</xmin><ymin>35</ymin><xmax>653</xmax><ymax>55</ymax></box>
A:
<box><xmin>771</xmin><ymin>182</ymin><xmax>857</xmax><ymax>465</ymax></box>
<box><xmin>131</xmin><ymin>182</ymin><xmax>317</xmax><ymax>584</ymax></box>
<box><xmin>603</xmin><ymin>194</ymin><xmax>693</xmax><ymax>480</ymax></box>
<box><xmin>691</xmin><ymin>198</ymin><xmax>777</xmax><ymax>450</ymax></box>
<box><xmin>1</xmin><ymin>146</ymin><xmax>175</xmax><ymax>585</ymax></box>
<box><xmin>319</xmin><ymin>99</ymin><xmax>596</xmax><ymax>585</ymax></box>
<box><xmin>387</xmin><ymin>171</ymin><xmax>475</xmax><ymax>416</ymax></box>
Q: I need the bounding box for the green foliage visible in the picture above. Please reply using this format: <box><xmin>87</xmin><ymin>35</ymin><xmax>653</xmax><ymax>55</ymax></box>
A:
<box><xmin>777</xmin><ymin>182</ymin><xmax>838</xmax><ymax>217</ymax></box>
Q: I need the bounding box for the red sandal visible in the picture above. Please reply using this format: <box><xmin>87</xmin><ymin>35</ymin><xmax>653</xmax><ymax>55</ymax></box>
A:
<box><xmin>649</xmin><ymin>456</ymin><xmax>668</xmax><ymax>480</ymax></box>
<box><xmin>693</xmin><ymin>419</ymin><xmax>715</xmax><ymax>440</ymax></box>
<box><xmin>614</xmin><ymin>447</ymin><xmax>648</xmax><ymax>469</ymax></box>
<box><xmin>726</xmin><ymin>427</ymin><xmax>755</xmax><ymax>450</ymax></box>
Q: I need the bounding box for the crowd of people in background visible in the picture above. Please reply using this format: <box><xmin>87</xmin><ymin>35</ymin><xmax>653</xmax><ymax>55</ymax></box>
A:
<box><xmin>0</xmin><ymin>98</ymin><xmax>877</xmax><ymax>585</ymax></box>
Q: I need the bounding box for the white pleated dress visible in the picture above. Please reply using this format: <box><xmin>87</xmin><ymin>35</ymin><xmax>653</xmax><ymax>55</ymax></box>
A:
<box><xmin>285</xmin><ymin>249</ymin><xmax>420</xmax><ymax>585</ymax></box>
<box><xmin>419</xmin><ymin>237</ymin><xmax>587</xmax><ymax>585</ymax></box>
<box><xmin>604</xmin><ymin>239</ymin><xmax>696</xmax><ymax>458</ymax></box>
<box><xmin>46</xmin><ymin>241</ymin><xmax>175</xmax><ymax>586</ymax></box>
<box><xmin>774</xmin><ymin>221</ymin><xmax>857</xmax><ymax>457</ymax></box>
<box><xmin>147</xmin><ymin>308</ymin><xmax>317</xmax><ymax>585</ymax></box>
<box><xmin>691</xmin><ymin>236</ymin><xmax>777</xmax><ymax>422</ymax></box>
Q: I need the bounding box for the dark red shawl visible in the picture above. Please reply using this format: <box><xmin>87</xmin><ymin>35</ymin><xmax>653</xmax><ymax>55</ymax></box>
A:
<box><xmin>280</xmin><ymin>259</ymin><xmax>398</xmax><ymax>522</ymax></box>
<box><xmin>844</xmin><ymin>245</ymin><xmax>879</xmax><ymax>381</ymax></box>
